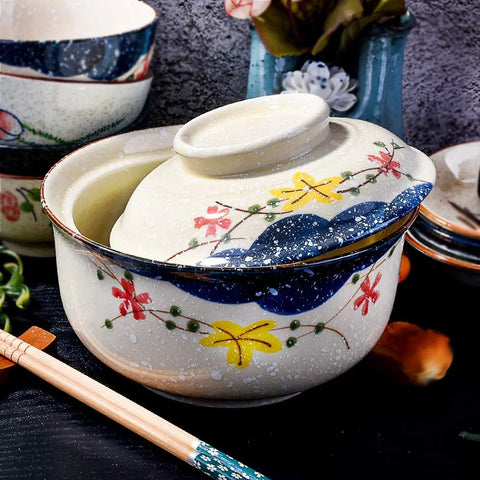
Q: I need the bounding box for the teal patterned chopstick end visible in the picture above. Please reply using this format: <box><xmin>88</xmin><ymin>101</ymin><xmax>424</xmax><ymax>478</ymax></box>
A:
<box><xmin>190</xmin><ymin>441</ymin><xmax>270</xmax><ymax>480</ymax></box>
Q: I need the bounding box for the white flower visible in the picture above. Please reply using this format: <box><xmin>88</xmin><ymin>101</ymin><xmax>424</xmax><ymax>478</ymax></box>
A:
<box><xmin>282</xmin><ymin>60</ymin><xmax>357</xmax><ymax>112</ymax></box>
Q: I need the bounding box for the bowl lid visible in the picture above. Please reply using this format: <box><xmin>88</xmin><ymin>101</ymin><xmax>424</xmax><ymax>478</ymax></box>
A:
<box><xmin>110</xmin><ymin>93</ymin><xmax>436</xmax><ymax>267</ymax></box>
<box><xmin>419</xmin><ymin>140</ymin><xmax>480</xmax><ymax>241</ymax></box>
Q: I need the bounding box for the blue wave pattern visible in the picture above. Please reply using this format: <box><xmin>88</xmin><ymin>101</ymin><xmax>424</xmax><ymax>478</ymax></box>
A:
<box><xmin>204</xmin><ymin>184</ymin><xmax>431</xmax><ymax>268</ymax></box>
<box><xmin>0</xmin><ymin>24</ymin><xmax>156</xmax><ymax>80</ymax></box>
<box><xmin>97</xmin><ymin>184</ymin><xmax>429</xmax><ymax>315</ymax></box>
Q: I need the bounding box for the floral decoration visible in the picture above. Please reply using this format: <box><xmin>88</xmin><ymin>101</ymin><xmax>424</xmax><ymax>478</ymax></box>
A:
<box><xmin>163</xmin><ymin>139</ymin><xmax>426</xmax><ymax>265</ymax></box>
<box><xmin>0</xmin><ymin>109</ymin><xmax>23</xmax><ymax>141</ymax></box>
<box><xmin>194</xmin><ymin>205</ymin><xmax>233</xmax><ymax>237</ymax></box>
<box><xmin>224</xmin><ymin>0</ymin><xmax>407</xmax><ymax>70</ymax></box>
<box><xmin>112</xmin><ymin>276</ymin><xmax>152</xmax><ymax>320</ymax></box>
<box><xmin>353</xmin><ymin>272</ymin><xmax>381</xmax><ymax>316</ymax></box>
<box><xmin>0</xmin><ymin>187</ymin><xmax>43</xmax><ymax>223</ymax></box>
<box><xmin>199</xmin><ymin>320</ymin><xmax>283</xmax><ymax>369</ymax></box>
<box><xmin>0</xmin><ymin>107</ymin><xmax>125</xmax><ymax>146</ymax></box>
<box><xmin>0</xmin><ymin>191</ymin><xmax>20</xmax><ymax>222</ymax></box>
<box><xmin>282</xmin><ymin>60</ymin><xmax>357</xmax><ymax>112</ymax></box>
<box><xmin>270</xmin><ymin>171</ymin><xmax>344</xmax><ymax>210</ymax></box>
<box><xmin>93</xmin><ymin>247</ymin><xmax>396</xmax><ymax>369</ymax></box>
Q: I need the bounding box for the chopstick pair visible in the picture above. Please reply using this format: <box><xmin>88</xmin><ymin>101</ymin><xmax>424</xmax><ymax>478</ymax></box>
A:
<box><xmin>0</xmin><ymin>328</ymin><xmax>270</xmax><ymax>480</ymax></box>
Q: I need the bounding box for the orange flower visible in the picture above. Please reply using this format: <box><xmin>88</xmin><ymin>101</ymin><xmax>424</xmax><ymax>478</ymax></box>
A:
<box><xmin>372</xmin><ymin>321</ymin><xmax>453</xmax><ymax>385</ymax></box>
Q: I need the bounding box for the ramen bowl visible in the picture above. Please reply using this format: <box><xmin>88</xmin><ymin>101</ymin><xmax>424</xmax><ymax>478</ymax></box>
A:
<box><xmin>0</xmin><ymin>0</ymin><xmax>158</xmax><ymax>81</ymax></box>
<box><xmin>41</xmin><ymin>95</ymin><xmax>436</xmax><ymax>406</ymax></box>
<box><xmin>0</xmin><ymin>71</ymin><xmax>152</xmax><ymax>147</ymax></box>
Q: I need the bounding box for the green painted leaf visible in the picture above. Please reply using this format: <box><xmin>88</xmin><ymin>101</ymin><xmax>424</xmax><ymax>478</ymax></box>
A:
<box><xmin>20</xmin><ymin>201</ymin><xmax>33</xmax><ymax>212</ymax></box>
<box><xmin>27</xmin><ymin>188</ymin><xmax>41</xmax><ymax>202</ymax></box>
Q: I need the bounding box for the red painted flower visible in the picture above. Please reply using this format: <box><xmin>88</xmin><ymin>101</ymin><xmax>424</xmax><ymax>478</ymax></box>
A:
<box><xmin>0</xmin><ymin>109</ymin><xmax>23</xmax><ymax>140</ymax></box>
<box><xmin>112</xmin><ymin>278</ymin><xmax>152</xmax><ymax>320</ymax></box>
<box><xmin>368</xmin><ymin>151</ymin><xmax>402</xmax><ymax>179</ymax></box>
<box><xmin>0</xmin><ymin>191</ymin><xmax>21</xmax><ymax>222</ymax></box>
<box><xmin>194</xmin><ymin>205</ymin><xmax>232</xmax><ymax>237</ymax></box>
<box><xmin>353</xmin><ymin>272</ymin><xmax>382</xmax><ymax>316</ymax></box>
<box><xmin>224</xmin><ymin>0</ymin><xmax>270</xmax><ymax>19</ymax></box>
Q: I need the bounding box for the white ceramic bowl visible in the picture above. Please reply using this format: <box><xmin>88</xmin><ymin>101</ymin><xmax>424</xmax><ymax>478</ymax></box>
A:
<box><xmin>0</xmin><ymin>71</ymin><xmax>152</xmax><ymax>147</ymax></box>
<box><xmin>41</xmin><ymin>110</ymin><xmax>433</xmax><ymax>406</ymax></box>
<box><xmin>0</xmin><ymin>0</ymin><xmax>158</xmax><ymax>81</ymax></box>
<box><xmin>1</xmin><ymin>173</ymin><xmax>54</xmax><ymax>256</ymax></box>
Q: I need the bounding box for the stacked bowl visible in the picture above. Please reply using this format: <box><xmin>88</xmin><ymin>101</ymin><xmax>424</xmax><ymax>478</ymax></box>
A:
<box><xmin>0</xmin><ymin>0</ymin><xmax>158</xmax><ymax>255</ymax></box>
<box><xmin>405</xmin><ymin>140</ymin><xmax>480</xmax><ymax>284</ymax></box>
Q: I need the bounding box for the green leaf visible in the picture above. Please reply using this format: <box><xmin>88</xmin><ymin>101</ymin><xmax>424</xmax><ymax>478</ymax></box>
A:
<box><xmin>15</xmin><ymin>285</ymin><xmax>30</xmax><ymax>309</ymax></box>
<box><xmin>189</xmin><ymin>238</ymin><xmax>199</xmax><ymax>248</ymax></box>
<box><xmin>311</xmin><ymin>0</ymin><xmax>364</xmax><ymax>56</ymax></box>
<box><xmin>371</xmin><ymin>0</ymin><xmax>406</xmax><ymax>15</ymax></box>
<box><xmin>221</xmin><ymin>233</ymin><xmax>231</xmax><ymax>243</ymax></box>
<box><xmin>20</xmin><ymin>201</ymin><xmax>34</xmax><ymax>213</ymax></box>
<box><xmin>0</xmin><ymin>313</ymin><xmax>11</xmax><ymax>333</ymax></box>
<box><xmin>253</xmin><ymin>3</ymin><xmax>310</xmax><ymax>57</ymax></box>
<box><xmin>247</xmin><ymin>204</ymin><xmax>262</xmax><ymax>213</ymax></box>
<box><xmin>27</xmin><ymin>188</ymin><xmax>41</xmax><ymax>202</ymax></box>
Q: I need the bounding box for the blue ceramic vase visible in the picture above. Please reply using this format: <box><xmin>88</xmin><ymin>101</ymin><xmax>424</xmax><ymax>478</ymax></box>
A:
<box><xmin>246</xmin><ymin>11</ymin><xmax>416</xmax><ymax>139</ymax></box>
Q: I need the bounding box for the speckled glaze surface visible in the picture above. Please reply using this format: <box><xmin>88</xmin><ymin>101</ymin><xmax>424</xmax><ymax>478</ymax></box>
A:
<box><xmin>0</xmin><ymin>72</ymin><xmax>152</xmax><ymax>146</ymax></box>
<box><xmin>0</xmin><ymin>173</ymin><xmax>54</xmax><ymax>256</ymax></box>
<box><xmin>111</xmin><ymin>94</ymin><xmax>435</xmax><ymax>268</ymax></box>
<box><xmin>420</xmin><ymin>141</ymin><xmax>480</xmax><ymax>240</ymax></box>
<box><xmin>0</xmin><ymin>0</ymin><xmax>158</xmax><ymax>81</ymax></box>
<box><xmin>42</xmin><ymin>119</ymin><xmax>428</xmax><ymax>405</ymax></box>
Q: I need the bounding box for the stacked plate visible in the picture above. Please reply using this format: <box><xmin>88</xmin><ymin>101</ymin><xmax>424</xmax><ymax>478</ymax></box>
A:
<box><xmin>406</xmin><ymin>140</ymin><xmax>480</xmax><ymax>284</ymax></box>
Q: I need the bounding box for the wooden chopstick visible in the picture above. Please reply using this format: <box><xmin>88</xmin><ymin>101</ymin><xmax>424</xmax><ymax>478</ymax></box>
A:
<box><xmin>0</xmin><ymin>329</ymin><xmax>270</xmax><ymax>480</ymax></box>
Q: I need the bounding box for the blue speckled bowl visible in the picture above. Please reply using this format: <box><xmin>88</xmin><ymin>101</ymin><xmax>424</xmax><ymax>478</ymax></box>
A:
<box><xmin>0</xmin><ymin>0</ymin><xmax>158</xmax><ymax>81</ymax></box>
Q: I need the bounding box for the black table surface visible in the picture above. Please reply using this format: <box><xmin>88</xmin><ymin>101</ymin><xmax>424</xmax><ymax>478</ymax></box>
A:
<box><xmin>0</xmin><ymin>245</ymin><xmax>479</xmax><ymax>480</ymax></box>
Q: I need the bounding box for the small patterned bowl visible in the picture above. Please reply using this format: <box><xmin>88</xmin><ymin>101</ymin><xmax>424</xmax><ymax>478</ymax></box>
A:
<box><xmin>1</xmin><ymin>173</ymin><xmax>54</xmax><ymax>256</ymax></box>
<box><xmin>0</xmin><ymin>0</ymin><xmax>158</xmax><ymax>82</ymax></box>
<box><xmin>0</xmin><ymin>71</ymin><xmax>152</xmax><ymax>147</ymax></box>
<box><xmin>41</xmin><ymin>98</ymin><xmax>435</xmax><ymax>406</ymax></box>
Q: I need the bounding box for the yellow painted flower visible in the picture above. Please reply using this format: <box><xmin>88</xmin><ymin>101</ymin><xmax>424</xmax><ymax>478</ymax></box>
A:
<box><xmin>200</xmin><ymin>320</ymin><xmax>282</xmax><ymax>369</ymax></box>
<box><xmin>270</xmin><ymin>172</ymin><xmax>343</xmax><ymax>211</ymax></box>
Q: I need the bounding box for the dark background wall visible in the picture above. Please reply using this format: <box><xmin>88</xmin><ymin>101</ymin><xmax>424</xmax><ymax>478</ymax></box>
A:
<box><xmin>144</xmin><ymin>0</ymin><xmax>479</xmax><ymax>156</ymax></box>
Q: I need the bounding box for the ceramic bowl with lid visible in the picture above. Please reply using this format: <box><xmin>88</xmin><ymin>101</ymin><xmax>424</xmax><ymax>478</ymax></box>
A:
<box><xmin>41</xmin><ymin>95</ymin><xmax>436</xmax><ymax>406</ymax></box>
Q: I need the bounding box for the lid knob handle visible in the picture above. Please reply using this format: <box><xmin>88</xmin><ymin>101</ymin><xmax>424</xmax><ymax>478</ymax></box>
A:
<box><xmin>174</xmin><ymin>93</ymin><xmax>330</xmax><ymax>176</ymax></box>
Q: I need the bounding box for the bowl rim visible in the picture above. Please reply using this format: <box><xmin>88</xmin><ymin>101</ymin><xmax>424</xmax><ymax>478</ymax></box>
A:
<box><xmin>406</xmin><ymin>229</ymin><xmax>480</xmax><ymax>272</ymax></box>
<box><xmin>420</xmin><ymin>138</ymin><xmax>480</xmax><ymax>241</ymax></box>
<box><xmin>0</xmin><ymin>0</ymin><xmax>159</xmax><ymax>44</ymax></box>
<box><xmin>0</xmin><ymin>172</ymin><xmax>43</xmax><ymax>181</ymax></box>
<box><xmin>0</xmin><ymin>69</ymin><xmax>153</xmax><ymax>86</ymax></box>
<box><xmin>41</xmin><ymin>133</ymin><xmax>419</xmax><ymax>274</ymax></box>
